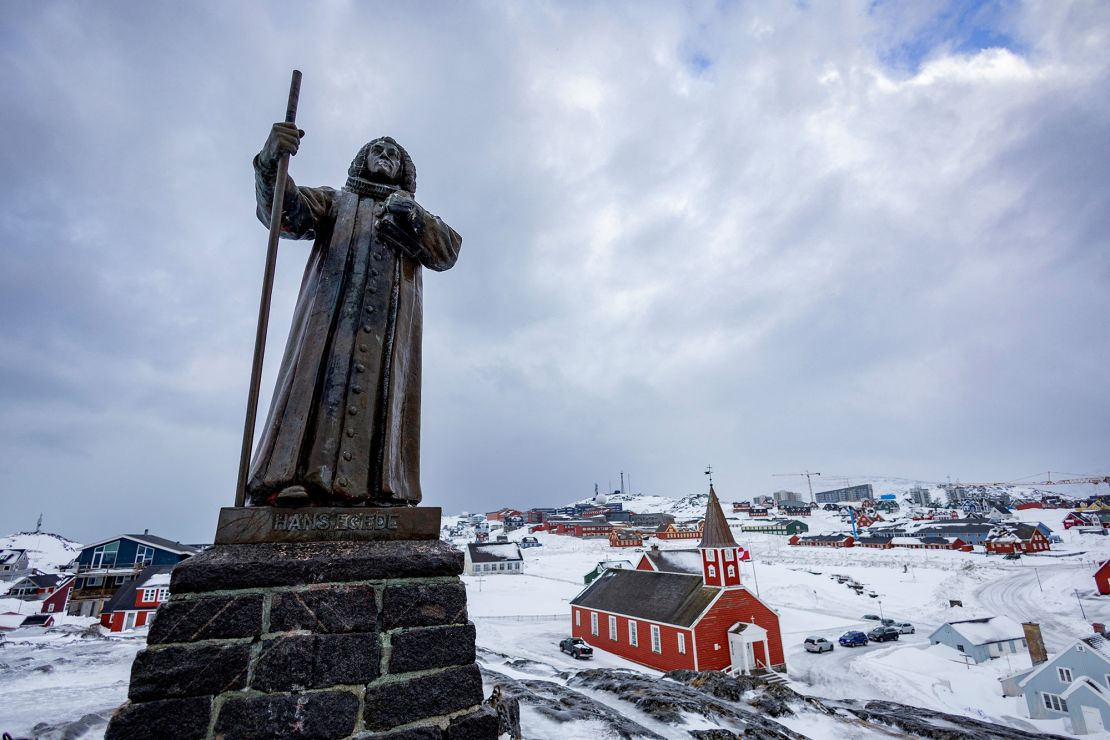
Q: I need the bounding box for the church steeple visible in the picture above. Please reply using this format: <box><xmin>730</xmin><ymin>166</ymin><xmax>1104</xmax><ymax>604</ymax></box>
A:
<box><xmin>698</xmin><ymin>484</ymin><xmax>743</xmax><ymax>587</ymax></box>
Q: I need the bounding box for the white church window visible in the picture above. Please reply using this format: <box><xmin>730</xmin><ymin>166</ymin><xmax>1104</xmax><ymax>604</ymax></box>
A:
<box><xmin>677</xmin><ymin>633</ymin><xmax>686</xmax><ymax>654</ymax></box>
<box><xmin>629</xmin><ymin>620</ymin><xmax>638</xmax><ymax>646</ymax></box>
<box><xmin>591</xmin><ymin>612</ymin><xmax>599</xmax><ymax>636</ymax></box>
<box><xmin>708</xmin><ymin>565</ymin><xmax>716</xmax><ymax>578</ymax></box>
<box><xmin>706</xmin><ymin>550</ymin><xmax>717</xmax><ymax>561</ymax></box>
<box><xmin>609</xmin><ymin>615</ymin><xmax>618</xmax><ymax>641</ymax></box>
<box><xmin>651</xmin><ymin>625</ymin><xmax>661</xmax><ymax>653</ymax></box>
<box><xmin>727</xmin><ymin>565</ymin><xmax>736</xmax><ymax>579</ymax></box>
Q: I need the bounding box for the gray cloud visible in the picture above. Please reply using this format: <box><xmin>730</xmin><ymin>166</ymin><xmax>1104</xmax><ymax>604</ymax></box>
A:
<box><xmin>1</xmin><ymin>1</ymin><xmax>1107</xmax><ymax>542</ymax></box>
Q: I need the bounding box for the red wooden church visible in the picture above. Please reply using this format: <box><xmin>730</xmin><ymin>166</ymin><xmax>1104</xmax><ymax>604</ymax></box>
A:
<box><xmin>570</xmin><ymin>487</ymin><xmax>785</xmax><ymax>675</ymax></box>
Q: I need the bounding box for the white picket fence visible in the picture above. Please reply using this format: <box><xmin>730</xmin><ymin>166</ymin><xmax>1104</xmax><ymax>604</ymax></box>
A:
<box><xmin>471</xmin><ymin>613</ymin><xmax>569</xmax><ymax>623</ymax></box>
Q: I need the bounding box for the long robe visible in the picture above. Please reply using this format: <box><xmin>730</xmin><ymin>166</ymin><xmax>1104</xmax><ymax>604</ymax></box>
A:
<box><xmin>246</xmin><ymin>158</ymin><xmax>461</xmax><ymax>506</ymax></box>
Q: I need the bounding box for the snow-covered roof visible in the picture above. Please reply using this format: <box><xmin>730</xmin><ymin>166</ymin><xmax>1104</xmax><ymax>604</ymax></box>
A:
<box><xmin>466</xmin><ymin>543</ymin><xmax>523</xmax><ymax>563</ymax></box>
<box><xmin>0</xmin><ymin>549</ymin><xmax>27</xmax><ymax>563</ymax></box>
<box><xmin>640</xmin><ymin>548</ymin><xmax>703</xmax><ymax>575</ymax></box>
<box><xmin>947</xmin><ymin>615</ymin><xmax>1025</xmax><ymax>646</ymax></box>
<box><xmin>143</xmin><ymin>572</ymin><xmax>172</xmax><ymax>587</ymax></box>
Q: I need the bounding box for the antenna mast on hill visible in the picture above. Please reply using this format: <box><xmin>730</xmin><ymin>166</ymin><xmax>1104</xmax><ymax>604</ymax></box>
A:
<box><xmin>35</xmin><ymin>513</ymin><xmax>42</xmax><ymax>533</ymax></box>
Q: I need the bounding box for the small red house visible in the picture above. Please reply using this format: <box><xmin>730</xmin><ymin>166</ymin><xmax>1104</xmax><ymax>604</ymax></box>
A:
<box><xmin>99</xmin><ymin>565</ymin><xmax>173</xmax><ymax>633</ymax></box>
<box><xmin>984</xmin><ymin>525</ymin><xmax>1051</xmax><ymax>554</ymax></box>
<box><xmin>609</xmin><ymin>530</ymin><xmax>643</xmax><ymax>548</ymax></box>
<box><xmin>1064</xmin><ymin>512</ymin><xmax>1094</xmax><ymax>529</ymax></box>
<box><xmin>1095</xmin><ymin>561</ymin><xmax>1110</xmax><ymax>596</ymax></box>
<box><xmin>572</xmin><ymin>487</ymin><xmax>784</xmax><ymax>675</ymax></box>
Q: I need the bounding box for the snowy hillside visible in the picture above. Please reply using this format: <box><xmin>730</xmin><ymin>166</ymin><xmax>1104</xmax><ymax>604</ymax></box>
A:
<box><xmin>0</xmin><ymin>531</ymin><xmax>82</xmax><ymax>574</ymax></box>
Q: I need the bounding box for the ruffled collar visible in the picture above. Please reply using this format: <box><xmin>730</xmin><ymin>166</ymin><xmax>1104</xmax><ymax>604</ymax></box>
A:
<box><xmin>343</xmin><ymin>176</ymin><xmax>403</xmax><ymax>199</ymax></box>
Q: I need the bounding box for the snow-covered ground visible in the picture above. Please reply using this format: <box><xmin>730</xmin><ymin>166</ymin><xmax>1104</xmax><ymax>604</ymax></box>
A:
<box><xmin>2</xmin><ymin>495</ymin><xmax>1109</xmax><ymax>738</ymax></box>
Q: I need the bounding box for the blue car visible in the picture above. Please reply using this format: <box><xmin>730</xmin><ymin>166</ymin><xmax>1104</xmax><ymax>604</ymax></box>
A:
<box><xmin>839</xmin><ymin>631</ymin><xmax>869</xmax><ymax>647</ymax></box>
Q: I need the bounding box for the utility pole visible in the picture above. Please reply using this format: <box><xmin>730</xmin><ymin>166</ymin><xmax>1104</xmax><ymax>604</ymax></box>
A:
<box><xmin>620</xmin><ymin>471</ymin><xmax>625</xmax><ymax>496</ymax></box>
<box><xmin>1076</xmin><ymin>589</ymin><xmax>1088</xmax><ymax>621</ymax></box>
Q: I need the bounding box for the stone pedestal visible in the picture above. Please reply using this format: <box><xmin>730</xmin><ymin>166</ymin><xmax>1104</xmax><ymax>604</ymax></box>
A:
<box><xmin>104</xmin><ymin>539</ymin><xmax>497</xmax><ymax>740</ymax></box>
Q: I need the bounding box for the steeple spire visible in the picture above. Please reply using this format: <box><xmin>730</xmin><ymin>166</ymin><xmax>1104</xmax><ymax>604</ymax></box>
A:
<box><xmin>699</xmin><ymin>484</ymin><xmax>738</xmax><ymax>549</ymax></box>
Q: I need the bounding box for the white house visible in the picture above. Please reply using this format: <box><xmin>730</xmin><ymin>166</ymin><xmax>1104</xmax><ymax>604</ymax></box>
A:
<box><xmin>463</xmin><ymin>542</ymin><xmax>523</xmax><ymax>575</ymax></box>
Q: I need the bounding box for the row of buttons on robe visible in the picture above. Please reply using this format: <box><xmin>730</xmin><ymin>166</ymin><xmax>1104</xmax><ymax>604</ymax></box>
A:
<box><xmin>336</xmin><ymin>201</ymin><xmax>389</xmax><ymax>490</ymax></box>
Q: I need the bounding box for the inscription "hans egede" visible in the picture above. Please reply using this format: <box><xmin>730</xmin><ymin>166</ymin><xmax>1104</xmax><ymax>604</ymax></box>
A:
<box><xmin>271</xmin><ymin>512</ymin><xmax>399</xmax><ymax>532</ymax></box>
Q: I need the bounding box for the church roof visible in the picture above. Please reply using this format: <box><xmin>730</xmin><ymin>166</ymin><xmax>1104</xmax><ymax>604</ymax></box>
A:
<box><xmin>570</xmin><ymin>569</ymin><xmax>718</xmax><ymax>627</ymax></box>
<box><xmin>698</xmin><ymin>485</ymin><xmax>739</xmax><ymax>548</ymax></box>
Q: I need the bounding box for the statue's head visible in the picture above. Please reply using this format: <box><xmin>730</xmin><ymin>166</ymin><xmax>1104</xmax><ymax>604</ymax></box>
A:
<box><xmin>348</xmin><ymin>137</ymin><xmax>417</xmax><ymax>193</ymax></box>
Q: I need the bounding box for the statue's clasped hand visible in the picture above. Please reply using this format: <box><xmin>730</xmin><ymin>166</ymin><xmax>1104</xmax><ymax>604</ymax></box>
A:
<box><xmin>378</xmin><ymin>192</ymin><xmax>425</xmax><ymax>258</ymax></box>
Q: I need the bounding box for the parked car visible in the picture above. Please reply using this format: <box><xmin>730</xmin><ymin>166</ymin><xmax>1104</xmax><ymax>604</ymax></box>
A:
<box><xmin>867</xmin><ymin>626</ymin><xmax>900</xmax><ymax>643</ymax></box>
<box><xmin>839</xmin><ymin>631</ymin><xmax>869</xmax><ymax>647</ymax></box>
<box><xmin>880</xmin><ymin>618</ymin><xmax>895</xmax><ymax>627</ymax></box>
<box><xmin>893</xmin><ymin>622</ymin><xmax>915</xmax><ymax>634</ymax></box>
<box><xmin>804</xmin><ymin>637</ymin><xmax>834</xmax><ymax>653</ymax></box>
<box><xmin>1003</xmin><ymin>552</ymin><xmax>1021</xmax><ymax>560</ymax></box>
<box><xmin>559</xmin><ymin>637</ymin><xmax>593</xmax><ymax>659</ymax></box>
<box><xmin>862</xmin><ymin>614</ymin><xmax>881</xmax><ymax>621</ymax></box>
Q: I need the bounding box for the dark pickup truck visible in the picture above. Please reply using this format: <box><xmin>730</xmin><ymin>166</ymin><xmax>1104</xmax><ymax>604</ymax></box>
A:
<box><xmin>559</xmin><ymin>637</ymin><xmax>593</xmax><ymax>659</ymax></box>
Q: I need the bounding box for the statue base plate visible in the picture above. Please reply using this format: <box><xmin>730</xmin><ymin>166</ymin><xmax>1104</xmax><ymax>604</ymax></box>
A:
<box><xmin>214</xmin><ymin>505</ymin><xmax>440</xmax><ymax>545</ymax></box>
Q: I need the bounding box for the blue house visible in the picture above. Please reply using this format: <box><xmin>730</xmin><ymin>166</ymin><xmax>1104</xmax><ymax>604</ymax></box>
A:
<box><xmin>67</xmin><ymin>533</ymin><xmax>199</xmax><ymax>617</ymax></box>
<box><xmin>1002</xmin><ymin>634</ymin><xmax>1110</xmax><ymax>734</ymax></box>
<box><xmin>928</xmin><ymin>615</ymin><xmax>1027</xmax><ymax>664</ymax></box>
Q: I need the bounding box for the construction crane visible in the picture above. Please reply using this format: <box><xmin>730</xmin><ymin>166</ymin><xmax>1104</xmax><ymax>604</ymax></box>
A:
<box><xmin>772</xmin><ymin>471</ymin><xmax>821</xmax><ymax>504</ymax></box>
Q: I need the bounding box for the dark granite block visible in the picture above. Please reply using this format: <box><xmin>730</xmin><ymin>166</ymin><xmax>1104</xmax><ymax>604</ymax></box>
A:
<box><xmin>171</xmin><ymin>540</ymin><xmax>463</xmax><ymax>594</ymax></box>
<box><xmin>382</xmin><ymin>582</ymin><xmax>467</xmax><ymax>630</ymax></box>
<box><xmin>147</xmin><ymin>594</ymin><xmax>263</xmax><ymax>644</ymax></box>
<box><xmin>215</xmin><ymin>690</ymin><xmax>359</xmax><ymax>739</ymax></box>
<box><xmin>363</xmin><ymin>664</ymin><xmax>483</xmax><ymax>731</ymax></box>
<box><xmin>447</xmin><ymin>706</ymin><xmax>499</xmax><ymax>740</ymax></box>
<box><xmin>389</xmin><ymin>623</ymin><xmax>476</xmax><ymax>674</ymax></box>
<box><xmin>270</xmin><ymin>584</ymin><xmax>376</xmax><ymax>633</ymax></box>
<box><xmin>253</xmin><ymin>632</ymin><xmax>380</xmax><ymax>691</ymax></box>
<box><xmin>128</xmin><ymin>643</ymin><xmax>249</xmax><ymax>701</ymax></box>
<box><xmin>104</xmin><ymin>696</ymin><xmax>212</xmax><ymax>740</ymax></box>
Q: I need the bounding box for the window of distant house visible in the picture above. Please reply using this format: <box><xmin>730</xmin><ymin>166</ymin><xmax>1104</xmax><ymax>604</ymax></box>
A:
<box><xmin>629</xmin><ymin>621</ymin><xmax>638</xmax><ymax>647</ymax></box>
<box><xmin>651</xmin><ymin>625</ymin><xmax>662</xmax><ymax>653</ymax></box>
<box><xmin>706</xmin><ymin>550</ymin><xmax>716</xmax><ymax>561</ymax></box>
<box><xmin>142</xmin><ymin>588</ymin><xmax>157</xmax><ymax>603</ymax></box>
<box><xmin>91</xmin><ymin>541</ymin><xmax>119</xmax><ymax>568</ymax></box>
<box><xmin>727</xmin><ymin>565</ymin><xmax>736</xmax><ymax>579</ymax></box>
<box><xmin>708</xmin><ymin>565</ymin><xmax>716</xmax><ymax>578</ymax></box>
<box><xmin>575</xmin><ymin>610</ymin><xmax>580</xmax><ymax>627</ymax></box>
<box><xmin>135</xmin><ymin>545</ymin><xmax>154</xmax><ymax>566</ymax></box>
<box><xmin>591</xmin><ymin>612</ymin><xmax>598</xmax><ymax>636</ymax></box>
<box><xmin>1058</xmin><ymin>667</ymin><xmax>1074</xmax><ymax>683</ymax></box>
<box><xmin>1042</xmin><ymin>693</ymin><xmax>1067</xmax><ymax>712</ymax></box>
<box><xmin>609</xmin><ymin>615</ymin><xmax>618</xmax><ymax>641</ymax></box>
<box><xmin>677</xmin><ymin>633</ymin><xmax>686</xmax><ymax>654</ymax></box>
<box><xmin>956</xmin><ymin>645</ymin><xmax>964</xmax><ymax>652</ymax></box>
<box><xmin>47</xmin><ymin>603</ymin><xmax>55</xmax><ymax>613</ymax></box>
<box><xmin>724</xmin><ymin>548</ymin><xmax>734</xmax><ymax>561</ymax></box>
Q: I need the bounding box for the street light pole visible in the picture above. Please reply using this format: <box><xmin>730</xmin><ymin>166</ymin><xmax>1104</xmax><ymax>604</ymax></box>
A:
<box><xmin>878</xmin><ymin>600</ymin><xmax>884</xmax><ymax>621</ymax></box>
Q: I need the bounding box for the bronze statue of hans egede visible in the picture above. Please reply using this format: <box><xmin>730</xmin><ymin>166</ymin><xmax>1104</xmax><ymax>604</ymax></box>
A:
<box><xmin>246</xmin><ymin>122</ymin><xmax>461</xmax><ymax>508</ymax></box>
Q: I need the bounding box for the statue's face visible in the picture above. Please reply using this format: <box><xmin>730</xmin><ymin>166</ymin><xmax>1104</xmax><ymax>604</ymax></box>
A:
<box><xmin>366</xmin><ymin>140</ymin><xmax>403</xmax><ymax>183</ymax></box>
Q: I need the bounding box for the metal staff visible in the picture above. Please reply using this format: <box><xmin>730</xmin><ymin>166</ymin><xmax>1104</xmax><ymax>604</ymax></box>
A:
<box><xmin>235</xmin><ymin>69</ymin><xmax>302</xmax><ymax>507</ymax></box>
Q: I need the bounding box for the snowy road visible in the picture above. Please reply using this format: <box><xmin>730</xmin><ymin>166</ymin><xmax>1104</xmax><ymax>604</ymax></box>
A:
<box><xmin>974</xmin><ymin>563</ymin><xmax>1110</xmax><ymax>653</ymax></box>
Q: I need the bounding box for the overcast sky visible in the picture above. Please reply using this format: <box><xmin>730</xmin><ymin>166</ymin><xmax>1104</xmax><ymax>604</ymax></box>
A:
<box><xmin>2</xmin><ymin>1</ymin><xmax>1107</xmax><ymax>544</ymax></box>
